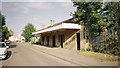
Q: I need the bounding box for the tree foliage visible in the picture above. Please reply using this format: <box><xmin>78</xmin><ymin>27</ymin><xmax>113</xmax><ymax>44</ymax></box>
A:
<box><xmin>2</xmin><ymin>26</ymin><xmax>12</xmax><ymax>40</ymax></box>
<box><xmin>1</xmin><ymin>12</ymin><xmax>12</xmax><ymax>41</ymax></box>
<box><xmin>22</xmin><ymin>23</ymin><xmax>36</xmax><ymax>42</ymax></box>
<box><xmin>0</xmin><ymin>12</ymin><xmax>6</xmax><ymax>26</ymax></box>
<box><xmin>9</xmin><ymin>30</ymin><xmax>14</xmax><ymax>36</ymax></box>
<box><xmin>72</xmin><ymin>1</ymin><xmax>119</xmax><ymax>55</ymax></box>
<box><xmin>0</xmin><ymin>12</ymin><xmax>6</xmax><ymax>40</ymax></box>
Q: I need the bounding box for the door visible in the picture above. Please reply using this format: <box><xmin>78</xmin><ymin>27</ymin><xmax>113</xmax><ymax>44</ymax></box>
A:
<box><xmin>42</xmin><ymin>36</ymin><xmax>44</xmax><ymax>45</ymax></box>
<box><xmin>60</xmin><ymin>35</ymin><xmax>64</xmax><ymax>48</ymax></box>
<box><xmin>77</xmin><ymin>33</ymin><xmax>80</xmax><ymax>50</ymax></box>
<box><xmin>52</xmin><ymin>35</ymin><xmax>56</xmax><ymax>47</ymax></box>
<box><xmin>47</xmin><ymin>36</ymin><xmax>49</xmax><ymax>46</ymax></box>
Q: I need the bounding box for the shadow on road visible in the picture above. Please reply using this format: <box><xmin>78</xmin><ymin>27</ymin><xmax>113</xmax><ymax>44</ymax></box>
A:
<box><xmin>9</xmin><ymin>44</ymin><xmax>17</xmax><ymax>48</ymax></box>
<box><xmin>5</xmin><ymin>51</ymin><xmax>12</xmax><ymax>60</ymax></box>
<box><xmin>40</xmin><ymin>45</ymin><xmax>59</xmax><ymax>48</ymax></box>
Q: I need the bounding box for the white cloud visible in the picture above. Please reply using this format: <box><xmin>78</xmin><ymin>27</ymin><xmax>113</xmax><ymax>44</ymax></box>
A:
<box><xmin>25</xmin><ymin>2</ymin><xmax>51</xmax><ymax>10</ymax></box>
<box><xmin>2</xmin><ymin>2</ymin><xmax>51</xmax><ymax>14</ymax></box>
<box><xmin>2</xmin><ymin>0</ymin><xmax>119</xmax><ymax>2</ymax></box>
<box><xmin>2</xmin><ymin>0</ymin><xmax>72</xmax><ymax>2</ymax></box>
<box><xmin>55</xmin><ymin>0</ymin><xmax>72</xmax><ymax>2</ymax></box>
<box><xmin>2</xmin><ymin>3</ymin><xmax>29</xmax><ymax>13</ymax></box>
<box><xmin>61</xmin><ymin>2</ymin><xmax>72</xmax><ymax>7</ymax></box>
<box><xmin>60</xmin><ymin>2</ymin><xmax>74</xmax><ymax>10</ymax></box>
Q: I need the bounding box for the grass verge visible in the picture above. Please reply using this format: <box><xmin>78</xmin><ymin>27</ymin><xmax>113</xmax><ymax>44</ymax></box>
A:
<box><xmin>76</xmin><ymin>51</ymin><xmax>118</xmax><ymax>62</ymax></box>
<box><xmin>24</xmin><ymin>42</ymin><xmax>31</xmax><ymax>45</ymax></box>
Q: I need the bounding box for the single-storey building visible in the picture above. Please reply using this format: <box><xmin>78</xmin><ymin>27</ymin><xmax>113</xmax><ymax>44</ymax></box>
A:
<box><xmin>32</xmin><ymin>18</ymin><xmax>87</xmax><ymax>51</ymax></box>
<box><xmin>9</xmin><ymin>35</ymin><xmax>25</xmax><ymax>42</ymax></box>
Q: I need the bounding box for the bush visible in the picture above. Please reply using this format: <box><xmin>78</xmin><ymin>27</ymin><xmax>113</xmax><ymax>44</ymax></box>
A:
<box><xmin>89</xmin><ymin>33</ymin><xmax>119</xmax><ymax>56</ymax></box>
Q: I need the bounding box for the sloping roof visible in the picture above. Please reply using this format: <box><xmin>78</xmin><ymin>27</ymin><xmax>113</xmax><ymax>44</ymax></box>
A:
<box><xmin>32</xmin><ymin>18</ymin><xmax>80</xmax><ymax>35</ymax></box>
<box><xmin>37</xmin><ymin>18</ymin><xmax>77</xmax><ymax>31</ymax></box>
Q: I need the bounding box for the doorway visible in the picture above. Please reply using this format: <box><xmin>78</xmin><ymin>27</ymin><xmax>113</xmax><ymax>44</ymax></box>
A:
<box><xmin>52</xmin><ymin>35</ymin><xmax>56</xmax><ymax>47</ymax></box>
<box><xmin>42</xmin><ymin>36</ymin><xmax>44</xmax><ymax>45</ymax></box>
<box><xmin>77</xmin><ymin>33</ymin><xmax>80</xmax><ymax>50</ymax></box>
<box><xmin>60</xmin><ymin>35</ymin><xmax>64</xmax><ymax>48</ymax></box>
<box><xmin>47</xmin><ymin>36</ymin><xmax>49</xmax><ymax>46</ymax></box>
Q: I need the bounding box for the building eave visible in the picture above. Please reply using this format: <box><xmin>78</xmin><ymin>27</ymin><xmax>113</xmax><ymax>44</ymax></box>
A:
<box><xmin>32</xmin><ymin>22</ymin><xmax>81</xmax><ymax>35</ymax></box>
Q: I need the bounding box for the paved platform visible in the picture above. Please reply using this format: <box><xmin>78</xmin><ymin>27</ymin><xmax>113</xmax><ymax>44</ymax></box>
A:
<box><xmin>26</xmin><ymin>43</ymin><xmax>118</xmax><ymax>66</ymax></box>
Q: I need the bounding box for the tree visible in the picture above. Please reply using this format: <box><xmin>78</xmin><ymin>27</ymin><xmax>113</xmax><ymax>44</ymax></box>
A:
<box><xmin>72</xmin><ymin>2</ymin><xmax>102</xmax><ymax>37</ymax></box>
<box><xmin>72</xmin><ymin>1</ymin><xmax>119</xmax><ymax>55</ymax></box>
<box><xmin>106</xmin><ymin>2</ymin><xmax>120</xmax><ymax>55</ymax></box>
<box><xmin>22</xmin><ymin>23</ymin><xmax>36</xmax><ymax>42</ymax></box>
<box><xmin>0</xmin><ymin>12</ymin><xmax>6</xmax><ymax>26</ymax></box>
<box><xmin>0</xmin><ymin>12</ymin><xmax>6</xmax><ymax>41</ymax></box>
<box><xmin>9</xmin><ymin>30</ymin><xmax>14</xmax><ymax>36</ymax></box>
<box><xmin>2</xmin><ymin>26</ymin><xmax>11</xmax><ymax>40</ymax></box>
<box><xmin>0</xmin><ymin>12</ymin><xmax>12</xmax><ymax>41</ymax></box>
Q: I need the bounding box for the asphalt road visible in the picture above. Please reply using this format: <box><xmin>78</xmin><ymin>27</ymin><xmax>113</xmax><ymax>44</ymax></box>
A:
<box><xmin>2</xmin><ymin>42</ymin><xmax>77</xmax><ymax>66</ymax></box>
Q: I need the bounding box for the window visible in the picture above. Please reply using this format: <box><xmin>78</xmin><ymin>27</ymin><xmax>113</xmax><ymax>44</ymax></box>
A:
<box><xmin>0</xmin><ymin>43</ymin><xmax>6</xmax><ymax>48</ymax></box>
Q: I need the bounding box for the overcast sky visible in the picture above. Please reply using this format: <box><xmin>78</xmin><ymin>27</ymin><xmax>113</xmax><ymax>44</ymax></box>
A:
<box><xmin>2</xmin><ymin>0</ymin><xmax>76</xmax><ymax>36</ymax></box>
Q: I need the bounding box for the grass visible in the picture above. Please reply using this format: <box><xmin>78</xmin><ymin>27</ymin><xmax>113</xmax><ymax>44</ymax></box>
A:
<box><xmin>76</xmin><ymin>51</ymin><xmax>118</xmax><ymax>62</ymax></box>
<box><xmin>24</xmin><ymin>42</ymin><xmax>32</xmax><ymax>45</ymax></box>
<box><xmin>24</xmin><ymin>42</ymin><xmax>37</xmax><ymax>46</ymax></box>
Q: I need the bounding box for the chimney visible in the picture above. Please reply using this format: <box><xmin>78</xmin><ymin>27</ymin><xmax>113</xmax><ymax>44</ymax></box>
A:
<box><xmin>50</xmin><ymin>20</ymin><xmax>55</xmax><ymax>26</ymax></box>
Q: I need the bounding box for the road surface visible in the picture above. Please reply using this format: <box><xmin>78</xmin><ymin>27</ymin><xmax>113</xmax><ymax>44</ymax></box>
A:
<box><xmin>2</xmin><ymin>42</ymin><xmax>78</xmax><ymax>66</ymax></box>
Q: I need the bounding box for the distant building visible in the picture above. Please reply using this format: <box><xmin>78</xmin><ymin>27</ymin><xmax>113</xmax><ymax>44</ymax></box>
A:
<box><xmin>9</xmin><ymin>35</ymin><xmax>25</xmax><ymax>42</ymax></box>
<box><xmin>9</xmin><ymin>36</ymin><xmax>16</xmax><ymax>41</ymax></box>
<box><xmin>32</xmin><ymin>18</ymin><xmax>87</xmax><ymax>51</ymax></box>
<box><xmin>31</xmin><ymin>36</ymin><xmax>40</xmax><ymax>43</ymax></box>
<box><xmin>16</xmin><ymin>35</ymin><xmax>25</xmax><ymax>42</ymax></box>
